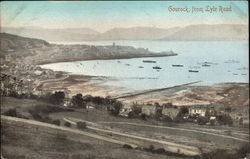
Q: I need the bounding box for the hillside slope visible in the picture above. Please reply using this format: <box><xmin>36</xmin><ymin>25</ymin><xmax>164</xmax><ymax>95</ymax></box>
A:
<box><xmin>161</xmin><ymin>24</ymin><xmax>248</xmax><ymax>41</ymax></box>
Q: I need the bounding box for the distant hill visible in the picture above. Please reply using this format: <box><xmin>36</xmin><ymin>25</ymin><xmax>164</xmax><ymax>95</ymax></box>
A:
<box><xmin>160</xmin><ymin>24</ymin><xmax>248</xmax><ymax>41</ymax></box>
<box><xmin>0</xmin><ymin>32</ymin><xmax>50</xmax><ymax>54</ymax></box>
<box><xmin>95</xmin><ymin>27</ymin><xmax>181</xmax><ymax>40</ymax></box>
<box><xmin>1</xmin><ymin>27</ymin><xmax>99</xmax><ymax>42</ymax></box>
<box><xmin>2</xmin><ymin>24</ymin><xmax>248</xmax><ymax>42</ymax></box>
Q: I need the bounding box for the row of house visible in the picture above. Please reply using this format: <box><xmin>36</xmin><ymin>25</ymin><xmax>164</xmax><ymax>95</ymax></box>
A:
<box><xmin>119</xmin><ymin>103</ymin><xmax>249</xmax><ymax>126</ymax></box>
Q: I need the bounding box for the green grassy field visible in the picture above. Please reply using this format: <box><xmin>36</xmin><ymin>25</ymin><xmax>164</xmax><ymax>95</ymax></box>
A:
<box><xmin>1</xmin><ymin>117</ymin><xmax>192</xmax><ymax>159</ymax></box>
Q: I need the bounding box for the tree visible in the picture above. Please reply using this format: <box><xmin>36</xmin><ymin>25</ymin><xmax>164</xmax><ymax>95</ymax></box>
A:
<box><xmin>174</xmin><ymin>106</ymin><xmax>188</xmax><ymax>122</ymax></box>
<box><xmin>110</xmin><ymin>101</ymin><xmax>122</xmax><ymax>116</ymax></box>
<box><xmin>197</xmin><ymin>116</ymin><xmax>209</xmax><ymax>125</ymax></box>
<box><xmin>129</xmin><ymin>103</ymin><xmax>142</xmax><ymax>118</ymax></box>
<box><xmin>64</xmin><ymin>122</ymin><xmax>71</xmax><ymax>127</ymax></box>
<box><xmin>77</xmin><ymin>121</ymin><xmax>87</xmax><ymax>129</ymax></box>
<box><xmin>71</xmin><ymin>93</ymin><xmax>86</xmax><ymax>108</ymax></box>
<box><xmin>50</xmin><ymin>91</ymin><xmax>65</xmax><ymax>105</ymax></box>
<box><xmin>4</xmin><ymin>108</ymin><xmax>17</xmax><ymax>117</ymax></box>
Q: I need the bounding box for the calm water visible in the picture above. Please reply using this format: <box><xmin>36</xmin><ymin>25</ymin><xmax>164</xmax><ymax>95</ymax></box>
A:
<box><xmin>42</xmin><ymin>41</ymin><xmax>249</xmax><ymax>92</ymax></box>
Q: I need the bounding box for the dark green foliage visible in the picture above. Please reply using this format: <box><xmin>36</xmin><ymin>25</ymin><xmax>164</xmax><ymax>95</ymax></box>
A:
<box><xmin>123</xmin><ymin>144</ymin><xmax>133</xmax><ymax>149</ymax></box>
<box><xmin>174</xmin><ymin>106</ymin><xmax>188</xmax><ymax>122</ymax></box>
<box><xmin>128</xmin><ymin>104</ymin><xmax>142</xmax><ymax>118</ymax></box>
<box><xmin>109</xmin><ymin>101</ymin><xmax>122</xmax><ymax>116</ymax></box>
<box><xmin>71</xmin><ymin>94</ymin><xmax>86</xmax><ymax>108</ymax></box>
<box><xmin>3</xmin><ymin>108</ymin><xmax>17</xmax><ymax>117</ymax></box>
<box><xmin>52</xmin><ymin>119</ymin><xmax>61</xmax><ymax>126</ymax></box>
<box><xmin>197</xmin><ymin>116</ymin><xmax>209</xmax><ymax>125</ymax></box>
<box><xmin>64</xmin><ymin>122</ymin><xmax>71</xmax><ymax>127</ymax></box>
<box><xmin>217</xmin><ymin>114</ymin><xmax>233</xmax><ymax>126</ymax></box>
<box><xmin>40</xmin><ymin>91</ymin><xmax>65</xmax><ymax>105</ymax></box>
<box><xmin>141</xmin><ymin>113</ymin><xmax>147</xmax><ymax>120</ymax></box>
<box><xmin>177</xmin><ymin>106</ymin><xmax>188</xmax><ymax>117</ymax></box>
<box><xmin>76</xmin><ymin>121</ymin><xmax>87</xmax><ymax>129</ymax></box>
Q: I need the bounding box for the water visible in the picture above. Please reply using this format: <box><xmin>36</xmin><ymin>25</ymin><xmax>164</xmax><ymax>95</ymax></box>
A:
<box><xmin>42</xmin><ymin>41</ymin><xmax>249</xmax><ymax>93</ymax></box>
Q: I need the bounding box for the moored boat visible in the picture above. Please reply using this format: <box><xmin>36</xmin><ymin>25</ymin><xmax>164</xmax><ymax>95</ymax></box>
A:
<box><xmin>153</xmin><ymin>66</ymin><xmax>162</xmax><ymax>69</ymax></box>
<box><xmin>143</xmin><ymin>60</ymin><xmax>156</xmax><ymax>63</ymax></box>
<box><xmin>172</xmin><ymin>64</ymin><xmax>184</xmax><ymax>67</ymax></box>
<box><xmin>189</xmin><ymin>70</ymin><xmax>199</xmax><ymax>73</ymax></box>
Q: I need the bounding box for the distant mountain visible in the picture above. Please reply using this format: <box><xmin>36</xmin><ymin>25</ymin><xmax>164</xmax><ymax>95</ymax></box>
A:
<box><xmin>2</xmin><ymin>24</ymin><xmax>248</xmax><ymax>42</ymax></box>
<box><xmin>1</xmin><ymin>27</ymin><xmax>99</xmax><ymax>42</ymax></box>
<box><xmin>95</xmin><ymin>27</ymin><xmax>181</xmax><ymax>40</ymax></box>
<box><xmin>160</xmin><ymin>24</ymin><xmax>248</xmax><ymax>41</ymax></box>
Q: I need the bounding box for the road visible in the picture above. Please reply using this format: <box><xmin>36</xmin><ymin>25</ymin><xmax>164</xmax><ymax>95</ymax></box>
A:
<box><xmin>65</xmin><ymin>117</ymin><xmax>201</xmax><ymax>156</ymax></box>
<box><xmin>1</xmin><ymin>115</ymin><xmax>137</xmax><ymax>148</ymax></box>
<box><xmin>98</xmin><ymin>121</ymin><xmax>249</xmax><ymax>142</ymax></box>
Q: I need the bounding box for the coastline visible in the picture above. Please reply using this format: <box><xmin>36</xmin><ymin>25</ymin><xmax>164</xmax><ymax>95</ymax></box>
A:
<box><xmin>37</xmin><ymin>54</ymin><xmax>177</xmax><ymax>65</ymax></box>
<box><xmin>37</xmin><ymin>71</ymin><xmax>249</xmax><ymax>107</ymax></box>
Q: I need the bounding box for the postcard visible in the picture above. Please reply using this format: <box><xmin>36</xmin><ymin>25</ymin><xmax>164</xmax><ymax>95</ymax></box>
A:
<box><xmin>0</xmin><ymin>1</ymin><xmax>249</xmax><ymax>159</ymax></box>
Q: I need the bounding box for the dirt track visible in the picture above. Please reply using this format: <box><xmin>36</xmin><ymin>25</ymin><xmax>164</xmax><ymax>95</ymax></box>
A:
<box><xmin>1</xmin><ymin>115</ymin><xmax>137</xmax><ymax>148</ymax></box>
<box><xmin>64</xmin><ymin>117</ymin><xmax>201</xmax><ymax>155</ymax></box>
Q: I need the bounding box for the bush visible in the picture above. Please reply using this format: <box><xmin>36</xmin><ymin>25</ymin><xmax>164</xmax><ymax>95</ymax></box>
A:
<box><xmin>141</xmin><ymin>113</ymin><xmax>147</xmax><ymax>120</ymax></box>
<box><xmin>217</xmin><ymin>114</ymin><xmax>233</xmax><ymax>126</ymax></box>
<box><xmin>77</xmin><ymin>121</ymin><xmax>87</xmax><ymax>129</ymax></box>
<box><xmin>123</xmin><ymin>144</ymin><xmax>133</xmax><ymax>149</ymax></box>
<box><xmin>110</xmin><ymin>101</ymin><xmax>122</xmax><ymax>116</ymax></box>
<box><xmin>3</xmin><ymin>108</ymin><xmax>18</xmax><ymax>117</ymax></box>
<box><xmin>71</xmin><ymin>94</ymin><xmax>86</xmax><ymax>108</ymax></box>
<box><xmin>197</xmin><ymin>116</ymin><xmax>209</xmax><ymax>125</ymax></box>
<box><xmin>64</xmin><ymin>122</ymin><xmax>71</xmax><ymax>127</ymax></box>
<box><xmin>52</xmin><ymin>119</ymin><xmax>61</xmax><ymax>126</ymax></box>
<box><xmin>40</xmin><ymin>91</ymin><xmax>65</xmax><ymax>105</ymax></box>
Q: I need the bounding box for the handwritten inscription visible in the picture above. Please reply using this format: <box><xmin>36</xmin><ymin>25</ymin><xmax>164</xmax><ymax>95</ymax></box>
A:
<box><xmin>168</xmin><ymin>5</ymin><xmax>232</xmax><ymax>13</ymax></box>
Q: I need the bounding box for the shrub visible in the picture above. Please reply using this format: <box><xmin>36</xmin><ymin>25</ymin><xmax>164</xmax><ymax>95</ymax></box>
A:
<box><xmin>197</xmin><ymin>116</ymin><xmax>209</xmax><ymax>125</ymax></box>
<box><xmin>71</xmin><ymin>94</ymin><xmax>86</xmax><ymax>108</ymax></box>
<box><xmin>3</xmin><ymin>108</ymin><xmax>18</xmax><ymax>117</ymax></box>
<box><xmin>52</xmin><ymin>119</ymin><xmax>61</xmax><ymax>126</ymax></box>
<box><xmin>217</xmin><ymin>114</ymin><xmax>233</xmax><ymax>126</ymax></box>
<box><xmin>141</xmin><ymin>113</ymin><xmax>147</xmax><ymax>120</ymax></box>
<box><xmin>64</xmin><ymin>122</ymin><xmax>71</xmax><ymax>127</ymax></box>
<box><xmin>77</xmin><ymin>121</ymin><xmax>87</xmax><ymax>129</ymax></box>
<box><xmin>40</xmin><ymin>91</ymin><xmax>65</xmax><ymax>105</ymax></box>
<box><xmin>123</xmin><ymin>144</ymin><xmax>133</xmax><ymax>149</ymax></box>
<box><xmin>110</xmin><ymin>101</ymin><xmax>122</xmax><ymax>116</ymax></box>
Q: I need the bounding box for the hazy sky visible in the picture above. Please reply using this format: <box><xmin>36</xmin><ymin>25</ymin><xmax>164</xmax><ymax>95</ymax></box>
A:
<box><xmin>1</xmin><ymin>1</ymin><xmax>248</xmax><ymax>32</ymax></box>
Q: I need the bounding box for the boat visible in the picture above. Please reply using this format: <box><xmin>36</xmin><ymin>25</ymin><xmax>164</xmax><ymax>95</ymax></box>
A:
<box><xmin>143</xmin><ymin>60</ymin><xmax>156</xmax><ymax>63</ymax></box>
<box><xmin>189</xmin><ymin>70</ymin><xmax>199</xmax><ymax>73</ymax></box>
<box><xmin>172</xmin><ymin>64</ymin><xmax>184</xmax><ymax>67</ymax></box>
<box><xmin>125</xmin><ymin>64</ymin><xmax>130</xmax><ymax>66</ymax></box>
<box><xmin>138</xmin><ymin>66</ymin><xmax>144</xmax><ymax>68</ymax></box>
<box><xmin>153</xmin><ymin>66</ymin><xmax>162</xmax><ymax>69</ymax></box>
<box><xmin>224</xmin><ymin>60</ymin><xmax>240</xmax><ymax>63</ymax></box>
<box><xmin>189</xmin><ymin>66</ymin><xmax>200</xmax><ymax>69</ymax></box>
<box><xmin>202</xmin><ymin>64</ymin><xmax>211</xmax><ymax>67</ymax></box>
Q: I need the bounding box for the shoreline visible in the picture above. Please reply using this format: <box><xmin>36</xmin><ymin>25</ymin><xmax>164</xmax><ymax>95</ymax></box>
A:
<box><xmin>37</xmin><ymin>54</ymin><xmax>177</xmax><ymax>65</ymax></box>
<box><xmin>37</xmin><ymin>71</ymin><xmax>249</xmax><ymax>106</ymax></box>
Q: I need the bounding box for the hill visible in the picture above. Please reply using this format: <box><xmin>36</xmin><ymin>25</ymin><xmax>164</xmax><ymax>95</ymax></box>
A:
<box><xmin>96</xmin><ymin>27</ymin><xmax>180</xmax><ymax>40</ymax></box>
<box><xmin>1</xmin><ymin>27</ymin><xmax>99</xmax><ymax>42</ymax></box>
<box><xmin>160</xmin><ymin>24</ymin><xmax>248</xmax><ymax>41</ymax></box>
<box><xmin>2</xmin><ymin>24</ymin><xmax>248</xmax><ymax>42</ymax></box>
<box><xmin>0</xmin><ymin>32</ymin><xmax>50</xmax><ymax>56</ymax></box>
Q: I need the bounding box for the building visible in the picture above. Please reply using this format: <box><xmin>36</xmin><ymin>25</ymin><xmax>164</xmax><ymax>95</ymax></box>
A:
<box><xmin>189</xmin><ymin>105</ymin><xmax>208</xmax><ymax>117</ymax></box>
<box><xmin>162</xmin><ymin>107</ymin><xmax>179</xmax><ymax>120</ymax></box>
<box><xmin>141</xmin><ymin>104</ymin><xmax>156</xmax><ymax>116</ymax></box>
<box><xmin>119</xmin><ymin>103</ymin><xmax>132</xmax><ymax>117</ymax></box>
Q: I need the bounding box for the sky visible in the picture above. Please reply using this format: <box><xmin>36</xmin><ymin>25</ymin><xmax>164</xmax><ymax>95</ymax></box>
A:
<box><xmin>1</xmin><ymin>1</ymin><xmax>248</xmax><ymax>32</ymax></box>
